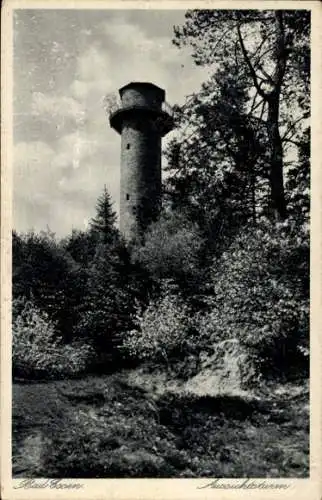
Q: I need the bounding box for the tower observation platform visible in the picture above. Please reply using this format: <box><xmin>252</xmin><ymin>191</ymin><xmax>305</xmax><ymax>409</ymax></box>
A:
<box><xmin>109</xmin><ymin>82</ymin><xmax>175</xmax><ymax>242</ymax></box>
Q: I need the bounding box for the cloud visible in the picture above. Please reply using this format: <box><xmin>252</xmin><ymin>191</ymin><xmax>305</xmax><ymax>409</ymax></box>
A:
<box><xmin>13</xmin><ymin>128</ymin><xmax>120</xmax><ymax>236</ymax></box>
<box><xmin>70</xmin><ymin>17</ymin><xmax>206</xmax><ymax>111</ymax></box>
<box><xmin>14</xmin><ymin>141</ymin><xmax>56</xmax><ymax>191</ymax></box>
<box><xmin>55</xmin><ymin>131</ymin><xmax>100</xmax><ymax>170</ymax></box>
<box><xmin>101</xmin><ymin>17</ymin><xmax>180</xmax><ymax>64</ymax></box>
<box><xmin>13</xmin><ymin>11</ymin><xmax>211</xmax><ymax>236</ymax></box>
<box><xmin>76</xmin><ymin>45</ymin><xmax>111</xmax><ymax>82</ymax></box>
<box><xmin>13</xmin><ymin>141</ymin><xmax>61</xmax><ymax>233</ymax></box>
<box><xmin>32</xmin><ymin>92</ymin><xmax>85</xmax><ymax>118</ymax></box>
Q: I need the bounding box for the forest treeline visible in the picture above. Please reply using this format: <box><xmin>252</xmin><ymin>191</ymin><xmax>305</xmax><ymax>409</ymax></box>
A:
<box><xmin>12</xmin><ymin>9</ymin><xmax>310</xmax><ymax>387</ymax></box>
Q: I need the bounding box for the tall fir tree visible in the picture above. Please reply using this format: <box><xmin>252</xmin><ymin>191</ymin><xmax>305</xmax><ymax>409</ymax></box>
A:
<box><xmin>89</xmin><ymin>185</ymin><xmax>118</xmax><ymax>244</ymax></box>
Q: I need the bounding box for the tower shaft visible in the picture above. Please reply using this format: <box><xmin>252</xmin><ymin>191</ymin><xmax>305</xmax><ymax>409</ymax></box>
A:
<box><xmin>109</xmin><ymin>82</ymin><xmax>174</xmax><ymax>242</ymax></box>
<box><xmin>120</xmin><ymin>118</ymin><xmax>161</xmax><ymax>240</ymax></box>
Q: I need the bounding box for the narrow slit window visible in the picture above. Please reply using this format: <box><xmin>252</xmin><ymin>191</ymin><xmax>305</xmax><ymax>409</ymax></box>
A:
<box><xmin>126</xmin><ymin>143</ymin><xmax>130</xmax><ymax>150</ymax></box>
<box><xmin>126</xmin><ymin>194</ymin><xmax>130</xmax><ymax>200</ymax></box>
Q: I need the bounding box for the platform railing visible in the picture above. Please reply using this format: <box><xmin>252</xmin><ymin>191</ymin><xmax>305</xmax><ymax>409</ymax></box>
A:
<box><xmin>102</xmin><ymin>93</ymin><xmax>120</xmax><ymax>115</ymax></box>
<box><xmin>162</xmin><ymin>101</ymin><xmax>174</xmax><ymax>118</ymax></box>
<box><xmin>103</xmin><ymin>93</ymin><xmax>174</xmax><ymax>118</ymax></box>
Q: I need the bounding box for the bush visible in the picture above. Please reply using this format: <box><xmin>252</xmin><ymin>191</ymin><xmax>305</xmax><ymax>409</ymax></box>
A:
<box><xmin>12</xmin><ymin>230</ymin><xmax>86</xmax><ymax>344</ymax></box>
<box><xmin>197</xmin><ymin>218</ymin><xmax>309</xmax><ymax>383</ymax></box>
<box><xmin>12</xmin><ymin>298</ymin><xmax>93</xmax><ymax>380</ymax></box>
<box><xmin>121</xmin><ymin>284</ymin><xmax>198</xmax><ymax>366</ymax></box>
<box><xmin>132</xmin><ymin>211</ymin><xmax>205</xmax><ymax>289</ymax></box>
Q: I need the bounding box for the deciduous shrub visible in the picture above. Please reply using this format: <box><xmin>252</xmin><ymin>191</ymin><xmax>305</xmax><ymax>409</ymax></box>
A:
<box><xmin>121</xmin><ymin>284</ymin><xmax>198</xmax><ymax>366</ymax></box>
<box><xmin>197</xmin><ymin>218</ymin><xmax>309</xmax><ymax>383</ymax></box>
<box><xmin>12</xmin><ymin>298</ymin><xmax>93</xmax><ymax>380</ymax></box>
<box><xmin>12</xmin><ymin>230</ymin><xmax>86</xmax><ymax>344</ymax></box>
<box><xmin>131</xmin><ymin>211</ymin><xmax>205</xmax><ymax>289</ymax></box>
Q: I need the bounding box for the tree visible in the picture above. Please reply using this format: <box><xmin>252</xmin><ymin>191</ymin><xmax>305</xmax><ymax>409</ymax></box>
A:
<box><xmin>89</xmin><ymin>185</ymin><xmax>118</xmax><ymax>244</ymax></box>
<box><xmin>198</xmin><ymin>218</ymin><xmax>309</xmax><ymax>382</ymax></box>
<box><xmin>172</xmin><ymin>9</ymin><xmax>310</xmax><ymax>221</ymax></box>
<box><xmin>61</xmin><ymin>229</ymin><xmax>98</xmax><ymax>267</ymax></box>
<box><xmin>75</xmin><ymin>242</ymin><xmax>138</xmax><ymax>368</ymax></box>
<box><xmin>164</xmin><ymin>65</ymin><xmax>269</xmax><ymax>255</ymax></box>
<box><xmin>285</xmin><ymin>127</ymin><xmax>310</xmax><ymax>227</ymax></box>
<box><xmin>12</xmin><ymin>230</ymin><xmax>86</xmax><ymax>343</ymax></box>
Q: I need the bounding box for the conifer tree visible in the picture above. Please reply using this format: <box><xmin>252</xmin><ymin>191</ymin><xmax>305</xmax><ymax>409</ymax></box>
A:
<box><xmin>89</xmin><ymin>185</ymin><xmax>117</xmax><ymax>244</ymax></box>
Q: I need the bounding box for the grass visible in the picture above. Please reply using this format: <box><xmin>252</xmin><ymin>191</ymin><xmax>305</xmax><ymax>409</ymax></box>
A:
<box><xmin>12</xmin><ymin>371</ymin><xmax>309</xmax><ymax>478</ymax></box>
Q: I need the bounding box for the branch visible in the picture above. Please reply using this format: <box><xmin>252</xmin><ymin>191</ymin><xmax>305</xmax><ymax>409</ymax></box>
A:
<box><xmin>248</xmin><ymin>91</ymin><xmax>259</xmax><ymax>116</ymax></box>
<box><xmin>271</xmin><ymin>11</ymin><xmax>287</xmax><ymax>89</ymax></box>
<box><xmin>235</xmin><ymin>15</ymin><xmax>275</xmax><ymax>24</ymax></box>
<box><xmin>254</xmin><ymin>46</ymin><xmax>275</xmax><ymax>66</ymax></box>
<box><xmin>211</xmin><ymin>26</ymin><xmax>237</xmax><ymax>54</ymax></box>
<box><xmin>234</xmin><ymin>41</ymin><xmax>240</xmax><ymax>71</ymax></box>
<box><xmin>282</xmin><ymin>113</ymin><xmax>309</xmax><ymax>141</ymax></box>
<box><xmin>257</xmin><ymin>64</ymin><xmax>276</xmax><ymax>87</ymax></box>
<box><xmin>255</xmin><ymin>100</ymin><xmax>266</xmax><ymax>135</ymax></box>
<box><xmin>282</xmin><ymin>138</ymin><xmax>302</xmax><ymax>148</ymax></box>
<box><xmin>216</xmin><ymin>128</ymin><xmax>240</xmax><ymax>164</ymax></box>
<box><xmin>255</xmin><ymin>74</ymin><xmax>268</xmax><ymax>84</ymax></box>
<box><xmin>259</xmin><ymin>99</ymin><xmax>267</xmax><ymax>120</ymax></box>
<box><xmin>248</xmin><ymin>92</ymin><xmax>265</xmax><ymax>117</ymax></box>
<box><xmin>237</xmin><ymin>23</ymin><xmax>268</xmax><ymax>100</ymax></box>
<box><xmin>250</xmin><ymin>36</ymin><xmax>268</xmax><ymax>61</ymax></box>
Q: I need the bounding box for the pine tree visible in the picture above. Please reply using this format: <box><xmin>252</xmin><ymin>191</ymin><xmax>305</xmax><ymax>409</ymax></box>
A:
<box><xmin>173</xmin><ymin>9</ymin><xmax>310</xmax><ymax>221</ymax></box>
<box><xmin>89</xmin><ymin>186</ymin><xmax>117</xmax><ymax>244</ymax></box>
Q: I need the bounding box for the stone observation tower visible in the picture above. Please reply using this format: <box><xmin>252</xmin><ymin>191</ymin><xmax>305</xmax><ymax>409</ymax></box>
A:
<box><xmin>109</xmin><ymin>82</ymin><xmax>174</xmax><ymax>241</ymax></box>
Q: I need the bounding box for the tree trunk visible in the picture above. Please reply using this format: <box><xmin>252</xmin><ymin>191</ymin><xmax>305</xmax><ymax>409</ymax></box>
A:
<box><xmin>267</xmin><ymin>95</ymin><xmax>287</xmax><ymax>221</ymax></box>
<box><xmin>236</xmin><ymin>10</ymin><xmax>288</xmax><ymax>220</ymax></box>
<box><xmin>266</xmin><ymin>11</ymin><xmax>288</xmax><ymax>221</ymax></box>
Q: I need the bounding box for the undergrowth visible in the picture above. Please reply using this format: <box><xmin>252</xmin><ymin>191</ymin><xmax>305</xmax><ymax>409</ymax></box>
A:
<box><xmin>12</xmin><ymin>373</ymin><xmax>309</xmax><ymax>478</ymax></box>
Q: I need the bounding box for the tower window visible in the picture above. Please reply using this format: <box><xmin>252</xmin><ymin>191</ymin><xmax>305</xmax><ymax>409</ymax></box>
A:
<box><xmin>126</xmin><ymin>143</ymin><xmax>130</xmax><ymax>150</ymax></box>
<box><xmin>126</xmin><ymin>194</ymin><xmax>130</xmax><ymax>200</ymax></box>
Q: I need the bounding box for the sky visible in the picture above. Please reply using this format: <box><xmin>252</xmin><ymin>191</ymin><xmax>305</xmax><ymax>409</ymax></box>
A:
<box><xmin>13</xmin><ymin>9</ymin><xmax>212</xmax><ymax>237</ymax></box>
